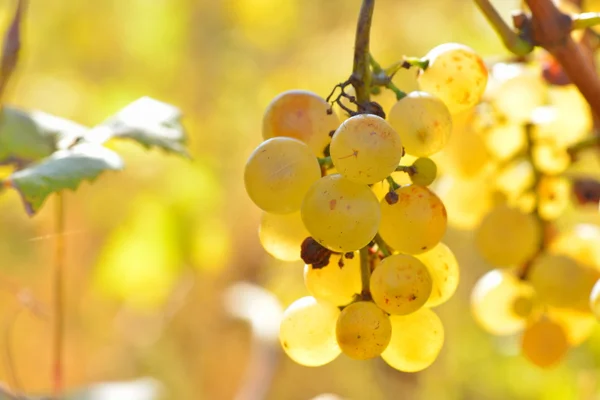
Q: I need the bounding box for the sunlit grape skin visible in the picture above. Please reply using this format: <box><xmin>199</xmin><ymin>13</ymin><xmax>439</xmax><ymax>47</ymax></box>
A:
<box><xmin>244</xmin><ymin>137</ymin><xmax>321</xmax><ymax>214</ymax></box>
<box><xmin>521</xmin><ymin>316</ymin><xmax>569</xmax><ymax>368</ymax></box>
<box><xmin>301</xmin><ymin>174</ymin><xmax>381</xmax><ymax>252</ymax></box>
<box><xmin>259</xmin><ymin>211</ymin><xmax>309</xmax><ymax>262</ymax></box>
<box><xmin>387</xmin><ymin>91</ymin><xmax>452</xmax><ymax>157</ymax></box>
<box><xmin>416</xmin><ymin>242</ymin><xmax>459</xmax><ymax>307</ymax></box>
<box><xmin>591</xmin><ymin>279</ymin><xmax>600</xmax><ymax>320</ymax></box>
<box><xmin>262</xmin><ymin>90</ymin><xmax>340</xmax><ymax>156</ymax></box>
<box><xmin>330</xmin><ymin>114</ymin><xmax>403</xmax><ymax>184</ymax></box>
<box><xmin>304</xmin><ymin>253</ymin><xmax>362</xmax><ymax>306</ymax></box>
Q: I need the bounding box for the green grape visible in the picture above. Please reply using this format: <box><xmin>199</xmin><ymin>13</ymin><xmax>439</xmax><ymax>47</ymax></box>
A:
<box><xmin>370</xmin><ymin>254</ymin><xmax>433</xmax><ymax>315</ymax></box>
<box><xmin>471</xmin><ymin>269</ymin><xmax>535</xmax><ymax>335</ymax></box>
<box><xmin>279</xmin><ymin>296</ymin><xmax>341</xmax><ymax>367</ymax></box>
<box><xmin>379</xmin><ymin>185</ymin><xmax>447</xmax><ymax>255</ymax></box>
<box><xmin>521</xmin><ymin>315</ymin><xmax>569</xmax><ymax>368</ymax></box>
<box><xmin>387</xmin><ymin>91</ymin><xmax>452</xmax><ymax>157</ymax></box>
<box><xmin>244</xmin><ymin>137</ymin><xmax>321</xmax><ymax>214</ymax></box>
<box><xmin>548</xmin><ymin>307</ymin><xmax>596</xmax><ymax>345</ymax></box>
<box><xmin>528</xmin><ymin>253</ymin><xmax>600</xmax><ymax>312</ymax></box>
<box><xmin>262</xmin><ymin>90</ymin><xmax>340</xmax><ymax>156</ymax></box>
<box><xmin>259</xmin><ymin>211</ymin><xmax>309</xmax><ymax>262</ymax></box>
<box><xmin>304</xmin><ymin>253</ymin><xmax>361</xmax><ymax>306</ymax></box>
<box><xmin>416</xmin><ymin>242</ymin><xmax>459</xmax><ymax>307</ymax></box>
<box><xmin>330</xmin><ymin>114</ymin><xmax>402</xmax><ymax>184</ymax></box>
<box><xmin>590</xmin><ymin>279</ymin><xmax>600</xmax><ymax>319</ymax></box>
<box><xmin>550</xmin><ymin>224</ymin><xmax>600</xmax><ymax>271</ymax></box>
<box><xmin>381</xmin><ymin>308</ymin><xmax>444</xmax><ymax>372</ymax></box>
<box><xmin>417</xmin><ymin>43</ymin><xmax>488</xmax><ymax>114</ymax></box>
<box><xmin>475</xmin><ymin>205</ymin><xmax>541</xmax><ymax>267</ymax></box>
<box><xmin>336</xmin><ymin>301</ymin><xmax>391</xmax><ymax>360</ymax></box>
<box><xmin>410</xmin><ymin>157</ymin><xmax>437</xmax><ymax>186</ymax></box>
<box><xmin>301</xmin><ymin>174</ymin><xmax>381</xmax><ymax>252</ymax></box>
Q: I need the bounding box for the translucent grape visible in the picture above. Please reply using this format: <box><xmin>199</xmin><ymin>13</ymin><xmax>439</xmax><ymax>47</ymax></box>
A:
<box><xmin>304</xmin><ymin>253</ymin><xmax>361</xmax><ymax>306</ymax></box>
<box><xmin>330</xmin><ymin>114</ymin><xmax>403</xmax><ymax>184</ymax></box>
<box><xmin>336</xmin><ymin>301</ymin><xmax>391</xmax><ymax>360</ymax></box>
<box><xmin>379</xmin><ymin>185</ymin><xmax>447</xmax><ymax>255</ymax></box>
<box><xmin>475</xmin><ymin>205</ymin><xmax>541</xmax><ymax>267</ymax></box>
<box><xmin>370</xmin><ymin>254</ymin><xmax>433</xmax><ymax>315</ymax></box>
<box><xmin>381</xmin><ymin>308</ymin><xmax>444</xmax><ymax>372</ymax></box>
<box><xmin>550</xmin><ymin>224</ymin><xmax>600</xmax><ymax>271</ymax></box>
<box><xmin>387</xmin><ymin>91</ymin><xmax>452</xmax><ymax>157</ymax></box>
<box><xmin>262</xmin><ymin>90</ymin><xmax>340</xmax><ymax>156</ymax></box>
<box><xmin>483</xmin><ymin>123</ymin><xmax>526</xmax><ymax>161</ymax></box>
<box><xmin>244</xmin><ymin>137</ymin><xmax>321</xmax><ymax>214</ymax></box>
<box><xmin>591</xmin><ymin>279</ymin><xmax>600</xmax><ymax>319</ymax></box>
<box><xmin>417</xmin><ymin>43</ymin><xmax>488</xmax><ymax>114</ymax></box>
<box><xmin>410</xmin><ymin>157</ymin><xmax>437</xmax><ymax>186</ymax></box>
<box><xmin>259</xmin><ymin>211</ymin><xmax>309</xmax><ymax>261</ymax></box>
<box><xmin>416</xmin><ymin>243</ymin><xmax>460</xmax><ymax>307</ymax></box>
<box><xmin>547</xmin><ymin>307</ymin><xmax>596</xmax><ymax>345</ymax></box>
<box><xmin>521</xmin><ymin>316</ymin><xmax>569</xmax><ymax>368</ymax></box>
<box><xmin>279</xmin><ymin>296</ymin><xmax>341</xmax><ymax>366</ymax></box>
<box><xmin>301</xmin><ymin>174</ymin><xmax>381</xmax><ymax>252</ymax></box>
<box><xmin>471</xmin><ymin>269</ymin><xmax>535</xmax><ymax>335</ymax></box>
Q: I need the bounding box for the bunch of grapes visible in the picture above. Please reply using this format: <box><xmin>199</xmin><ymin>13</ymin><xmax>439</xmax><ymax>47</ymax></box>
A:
<box><xmin>244</xmin><ymin>43</ymin><xmax>488</xmax><ymax>371</ymax></box>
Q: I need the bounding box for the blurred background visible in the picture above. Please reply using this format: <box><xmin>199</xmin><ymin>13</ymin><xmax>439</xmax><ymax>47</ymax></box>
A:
<box><xmin>0</xmin><ymin>0</ymin><xmax>599</xmax><ymax>399</ymax></box>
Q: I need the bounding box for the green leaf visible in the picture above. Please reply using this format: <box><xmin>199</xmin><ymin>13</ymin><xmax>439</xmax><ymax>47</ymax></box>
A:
<box><xmin>86</xmin><ymin>96</ymin><xmax>189</xmax><ymax>157</ymax></box>
<box><xmin>8</xmin><ymin>143</ymin><xmax>123</xmax><ymax>215</ymax></box>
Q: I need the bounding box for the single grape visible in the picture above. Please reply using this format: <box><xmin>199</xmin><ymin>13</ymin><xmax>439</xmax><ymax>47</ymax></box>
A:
<box><xmin>244</xmin><ymin>137</ymin><xmax>321</xmax><ymax>214</ymax></box>
<box><xmin>475</xmin><ymin>205</ymin><xmax>541</xmax><ymax>267</ymax></box>
<box><xmin>547</xmin><ymin>307</ymin><xmax>597</xmax><ymax>345</ymax></box>
<box><xmin>483</xmin><ymin>123</ymin><xmax>526</xmax><ymax>161</ymax></box>
<box><xmin>379</xmin><ymin>185</ymin><xmax>447</xmax><ymax>255</ymax></box>
<box><xmin>410</xmin><ymin>157</ymin><xmax>437</xmax><ymax>186</ymax></box>
<box><xmin>262</xmin><ymin>90</ymin><xmax>340</xmax><ymax>156</ymax></box>
<box><xmin>387</xmin><ymin>91</ymin><xmax>452</xmax><ymax>157</ymax></box>
<box><xmin>416</xmin><ymin>242</ymin><xmax>459</xmax><ymax>307</ymax></box>
<box><xmin>259</xmin><ymin>211</ymin><xmax>309</xmax><ymax>262</ymax></box>
<box><xmin>521</xmin><ymin>315</ymin><xmax>569</xmax><ymax>368</ymax></box>
<box><xmin>417</xmin><ymin>43</ymin><xmax>488</xmax><ymax>114</ymax></box>
<box><xmin>532</xmin><ymin>143</ymin><xmax>570</xmax><ymax>175</ymax></box>
<box><xmin>279</xmin><ymin>296</ymin><xmax>341</xmax><ymax>367</ymax></box>
<box><xmin>471</xmin><ymin>269</ymin><xmax>536</xmax><ymax>335</ymax></box>
<box><xmin>301</xmin><ymin>174</ymin><xmax>381</xmax><ymax>252</ymax></box>
<box><xmin>537</xmin><ymin>176</ymin><xmax>570</xmax><ymax>220</ymax></box>
<box><xmin>330</xmin><ymin>114</ymin><xmax>402</xmax><ymax>184</ymax></box>
<box><xmin>304</xmin><ymin>253</ymin><xmax>361</xmax><ymax>306</ymax></box>
<box><xmin>336</xmin><ymin>301</ymin><xmax>392</xmax><ymax>360</ymax></box>
<box><xmin>370</xmin><ymin>254</ymin><xmax>433</xmax><ymax>315</ymax></box>
<box><xmin>381</xmin><ymin>308</ymin><xmax>444</xmax><ymax>372</ymax></box>
<box><xmin>591</xmin><ymin>279</ymin><xmax>600</xmax><ymax>319</ymax></box>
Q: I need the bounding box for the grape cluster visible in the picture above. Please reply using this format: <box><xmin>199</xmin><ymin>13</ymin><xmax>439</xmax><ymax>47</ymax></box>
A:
<box><xmin>245</xmin><ymin>43</ymin><xmax>487</xmax><ymax>370</ymax></box>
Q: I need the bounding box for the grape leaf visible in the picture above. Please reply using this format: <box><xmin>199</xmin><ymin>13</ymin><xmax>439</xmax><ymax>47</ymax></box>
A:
<box><xmin>8</xmin><ymin>143</ymin><xmax>123</xmax><ymax>215</ymax></box>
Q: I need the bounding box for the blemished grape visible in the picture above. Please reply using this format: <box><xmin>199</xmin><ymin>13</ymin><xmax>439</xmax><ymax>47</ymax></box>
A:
<box><xmin>370</xmin><ymin>254</ymin><xmax>433</xmax><ymax>315</ymax></box>
<box><xmin>537</xmin><ymin>176</ymin><xmax>571</xmax><ymax>220</ymax></box>
<box><xmin>471</xmin><ymin>269</ymin><xmax>536</xmax><ymax>335</ymax></box>
<box><xmin>416</xmin><ymin>242</ymin><xmax>460</xmax><ymax>307</ymax></box>
<box><xmin>417</xmin><ymin>43</ymin><xmax>488</xmax><ymax>114</ymax></box>
<box><xmin>547</xmin><ymin>307</ymin><xmax>596</xmax><ymax>345</ymax></box>
<box><xmin>304</xmin><ymin>253</ymin><xmax>361</xmax><ymax>306</ymax></box>
<box><xmin>528</xmin><ymin>254</ymin><xmax>600</xmax><ymax>312</ymax></box>
<box><xmin>387</xmin><ymin>91</ymin><xmax>452</xmax><ymax>157</ymax></box>
<box><xmin>521</xmin><ymin>316</ymin><xmax>569</xmax><ymax>368</ymax></box>
<box><xmin>410</xmin><ymin>157</ymin><xmax>437</xmax><ymax>186</ymax></box>
<box><xmin>379</xmin><ymin>185</ymin><xmax>447</xmax><ymax>255</ymax></box>
<box><xmin>475</xmin><ymin>205</ymin><xmax>541</xmax><ymax>267</ymax></box>
<box><xmin>336</xmin><ymin>301</ymin><xmax>392</xmax><ymax>360</ymax></box>
<box><xmin>330</xmin><ymin>114</ymin><xmax>403</xmax><ymax>184</ymax></box>
<box><xmin>301</xmin><ymin>174</ymin><xmax>381</xmax><ymax>252</ymax></box>
<box><xmin>279</xmin><ymin>296</ymin><xmax>341</xmax><ymax>367</ymax></box>
<box><xmin>244</xmin><ymin>137</ymin><xmax>321</xmax><ymax>214</ymax></box>
<box><xmin>590</xmin><ymin>279</ymin><xmax>600</xmax><ymax>319</ymax></box>
<box><xmin>259</xmin><ymin>211</ymin><xmax>309</xmax><ymax>262</ymax></box>
<box><xmin>381</xmin><ymin>308</ymin><xmax>444</xmax><ymax>372</ymax></box>
<box><xmin>262</xmin><ymin>90</ymin><xmax>340</xmax><ymax>156</ymax></box>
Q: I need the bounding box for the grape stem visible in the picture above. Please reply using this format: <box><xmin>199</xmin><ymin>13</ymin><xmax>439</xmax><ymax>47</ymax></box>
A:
<box><xmin>572</xmin><ymin>12</ymin><xmax>600</xmax><ymax>30</ymax></box>
<box><xmin>374</xmin><ymin>233</ymin><xmax>391</xmax><ymax>257</ymax></box>
<box><xmin>359</xmin><ymin>246</ymin><xmax>371</xmax><ymax>298</ymax></box>
<box><xmin>350</xmin><ymin>0</ymin><xmax>375</xmax><ymax>107</ymax></box>
<box><xmin>395</xmin><ymin>165</ymin><xmax>415</xmax><ymax>175</ymax></box>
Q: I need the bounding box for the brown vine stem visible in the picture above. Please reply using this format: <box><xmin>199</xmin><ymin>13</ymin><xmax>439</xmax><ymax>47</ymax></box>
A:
<box><xmin>351</xmin><ymin>0</ymin><xmax>375</xmax><ymax>107</ymax></box>
<box><xmin>53</xmin><ymin>192</ymin><xmax>65</xmax><ymax>398</ymax></box>
<box><xmin>0</xmin><ymin>0</ymin><xmax>26</xmax><ymax>103</ymax></box>
<box><xmin>473</xmin><ymin>0</ymin><xmax>533</xmax><ymax>55</ymax></box>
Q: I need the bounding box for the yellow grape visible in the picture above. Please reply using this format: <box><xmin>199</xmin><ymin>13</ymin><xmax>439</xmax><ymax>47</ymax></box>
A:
<box><xmin>370</xmin><ymin>254</ymin><xmax>433</xmax><ymax>315</ymax></box>
<box><xmin>330</xmin><ymin>114</ymin><xmax>402</xmax><ymax>184</ymax></box>
<box><xmin>387</xmin><ymin>91</ymin><xmax>452</xmax><ymax>157</ymax></box>
<box><xmin>416</xmin><ymin>243</ymin><xmax>460</xmax><ymax>307</ymax></box>
<box><xmin>381</xmin><ymin>308</ymin><xmax>444</xmax><ymax>372</ymax></box>
<box><xmin>301</xmin><ymin>174</ymin><xmax>380</xmax><ymax>252</ymax></box>
<box><xmin>304</xmin><ymin>253</ymin><xmax>361</xmax><ymax>306</ymax></box>
<box><xmin>591</xmin><ymin>279</ymin><xmax>600</xmax><ymax>319</ymax></box>
<box><xmin>547</xmin><ymin>307</ymin><xmax>597</xmax><ymax>345</ymax></box>
<box><xmin>279</xmin><ymin>296</ymin><xmax>341</xmax><ymax>367</ymax></box>
<box><xmin>528</xmin><ymin>253</ymin><xmax>600</xmax><ymax>312</ymax></box>
<box><xmin>494</xmin><ymin>160</ymin><xmax>535</xmax><ymax>201</ymax></box>
<box><xmin>539</xmin><ymin>85</ymin><xmax>592</xmax><ymax>147</ymax></box>
<box><xmin>471</xmin><ymin>269</ymin><xmax>535</xmax><ymax>335</ymax></box>
<box><xmin>259</xmin><ymin>211</ymin><xmax>309</xmax><ymax>262</ymax></box>
<box><xmin>262</xmin><ymin>90</ymin><xmax>340</xmax><ymax>156</ymax></box>
<box><xmin>379</xmin><ymin>185</ymin><xmax>447</xmax><ymax>255</ymax></box>
<box><xmin>537</xmin><ymin>176</ymin><xmax>570</xmax><ymax>220</ymax></box>
<box><xmin>532</xmin><ymin>143</ymin><xmax>570</xmax><ymax>175</ymax></box>
<box><xmin>475</xmin><ymin>205</ymin><xmax>541</xmax><ymax>267</ymax></box>
<box><xmin>244</xmin><ymin>137</ymin><xmax>321</xmax><ymax>214</ymax></box>
<box><xmin>417</xmin><ymin>43</ymin><xmax>488</xmax><ymax>114</ymax></box>
<box><xmin>410</xmin><ymin>157</ymin><xmax>437</xmax><ymax>186</ymax></box>
<box><xmin>521</xmin><ymin>315</ymin><xmax>569</xmax><ymax>368</ymax></box>
<box><xmin>549</xmin><ymin>224</ymin><xmax>600</xmax><ymax>271</ymax></box>
<box><xmin>336</xmin><ymin>301</ymin><xmax>391</xmax><ymax>360</ymax></box>
<box><xmin>483</xmin><ymin>123</ymin><xmax>526</xmax><ymax>161</ymax></box>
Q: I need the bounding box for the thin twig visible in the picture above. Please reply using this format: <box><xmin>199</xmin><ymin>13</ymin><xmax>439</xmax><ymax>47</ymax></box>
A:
<box><xmin>351</xmin><ymin>0</ymin><xmax>375</xmax><ymax>106</ymax></box>
<box><xmin>474</xmin><ymin>0</ymin><xmax>533</xmax><ymax>55</ymax></box>
<box><xmin>53</xmin><ymin>192</ymin><xmax>65</xmax><ymax>398</ymax></box>
<box><xmin>0</xmin><ymin>0</ymin><xmax>26</xmax><ymax>103</ymax></box>
<box><xmin>359</xmin><ymin>246</ymin><xmax>370</xmax><ymax>297</ymax></box>
<box><xmin>572</xmin><ymin>12</ymin><xmax>600</xmax><ymax>30</ymax></box>
<box><xmin>374</xmin><ymin>234</ymin><xmax>391</xmax><ymax>257</ymax></box>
